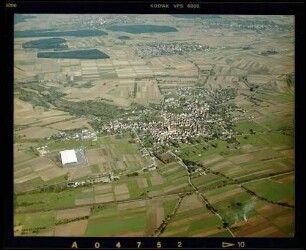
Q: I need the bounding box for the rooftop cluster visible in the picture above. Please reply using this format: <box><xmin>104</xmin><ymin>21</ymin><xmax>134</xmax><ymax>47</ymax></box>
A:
<box><xmin>99</xmin><ymin>87</ymin><xmax>246</xmax><ymax>149</ymax></box>
<box><xmin>135</xmin><ymin>42</ymin><xmax>209</xmax><ymax>57</ymax></box>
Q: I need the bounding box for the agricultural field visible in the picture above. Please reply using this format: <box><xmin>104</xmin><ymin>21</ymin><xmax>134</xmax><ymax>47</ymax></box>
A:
<box><xmin>14</xmin><ymin>14</ymin><xmax>294</xmax><ymax>237</ymax></box>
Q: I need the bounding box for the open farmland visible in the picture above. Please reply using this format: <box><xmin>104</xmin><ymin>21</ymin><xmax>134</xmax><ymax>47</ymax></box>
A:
<box><xmin>14</xmin><ymin>14</ymin><xmax>294</xmax><ymax>237</ymax></box>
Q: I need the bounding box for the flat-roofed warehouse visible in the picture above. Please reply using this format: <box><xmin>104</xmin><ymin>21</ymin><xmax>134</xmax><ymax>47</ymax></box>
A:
<box><xmin>60</xmin><ymin>149</ymin><xmax>78</xmax><ymax>168</ymax></box>
<box><xmin>59</xmin><ymin>148</ymin><xmax>87</xmax><ymax>168</ymax></box>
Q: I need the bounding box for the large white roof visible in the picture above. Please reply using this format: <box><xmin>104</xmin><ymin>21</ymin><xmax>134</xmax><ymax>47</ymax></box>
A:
<box><xmin>60</xmin><ymin>150</ymin><xmax>77</xmax><ymax>165</ymax></box>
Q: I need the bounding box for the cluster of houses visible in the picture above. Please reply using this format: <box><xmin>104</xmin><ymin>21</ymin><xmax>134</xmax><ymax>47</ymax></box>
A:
<box><xmin>66</xmin><ymin>172</ymin><xmax>120</xmax><ymax>188</ymax></box>
<box><xmin>99</xmin><ymin>87</ymin><xmax>246</xmax><ymax>148</ymax></box>
<box><xmin>135</xmin><ymin>42</ymin><xmax>209</xmax><ymax>57</ymax></box>
<box><xmin>81</xmin><ymin>129</ymin><xmax>98</xmax><ymax>141</ymax></box>
<box><xmin>36</xmin><ymin>146</ymin><xmax>49</xmax><ymax>156</ymax></box>
<box><xmin>260</xmin><ymin>48</ymin><xmax>288</xmax><ymax>56</ymax></box>
<box><xmin>49</xmin><ymin>129</ymin><xmax>97</xmax><ymax>141</ymax></box>
<box><xmin>208</xmin><ymin>21</ymin><xmax>290</xmax><ymax>31</ymax></box>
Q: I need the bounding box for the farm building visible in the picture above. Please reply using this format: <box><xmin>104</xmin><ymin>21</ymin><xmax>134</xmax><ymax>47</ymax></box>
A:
<box><xmin>60</xmin><ymin>149</ymin><xmax>87</xmax><ymax>168</ymax></box>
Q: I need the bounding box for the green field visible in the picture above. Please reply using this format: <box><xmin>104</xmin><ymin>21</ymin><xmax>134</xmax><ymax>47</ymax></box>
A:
<box><xmin>180</xmin><ymin>141</ymin><xmax>243</xmax><ymax>163</ymax></box>
<box><xmin>89</xmin><ymin>164</ymin><xmax>100</xmax><ymax>174</ymax></box>
<box><xmin>162</xmin><ymin>206</ymin><xmax>226</xmax><ymax>237</ymax></box>
<box><xmin>98</xmin><ymin>134</ymin><xmax>151</xmax><ymax>173</ymax></box>
<box><xmin>86</xmin><ymin>215</ymin><xmax>146</xmax><ymax>236</ymax></box>
<box><xmin>100</xmin><ymin>134</ymin><xmax>141</xmax><ymax>155</ymax></box>
<box><xmin>24</xmin><ymin>148</ymin><xmax>39</xmax><ymax>158</ymax></box>
<box><xmin>236</xmin><ymin>134</ymin><xmax>268</xmax><ymax>147</ymax></box>
<box><xmin>83</xmin><ymin>140</ymin><xmax>100</xmax><ymax>149</ymax></box>
<box><xmin>16</xmin><ymin>188</ymin><xmax>83</xmax><ymax>212</ymax></box>
<box><xmin>234</xmin><ymin>120</ymin><xmax>269</xmax><ymax>133</ymax></box>
<box><xmin>163</xmin><ymin>198</ymin><xmax>179</xmax><ymax>216</ymax></box>
<box><xmin>188</xmin><ymin>216</ymin><xmax>222</xmax><ymax>235</ymax></box>
<box><xmin>91</xmin><ymin>203</ymin><xmax>117</xmax><ymax>215</ymax></box>
<box><xmin>86</xmin><ymin>206</ymin><xmax>146</xmax><ymax>236</ymax></box>
<box><xmin>257</xmin><ymin>132</ymin><xmax>294</xmax><ymax>148</ymax></box>
<box><xmin>244</xmin><ymin>178</ymin><xmax>294</xmax><ymax>204</ymax></box>
<box><xmin>14</xmin><ymin>211</ymin><xmax>56</xmax><ymax>235</ymax></box>
<box><xmin>48</xmin><ymin>140</ymin><xmax>82</xmax><ymax>151</ymax></box>
<box><xmin>203</xmin><ymin>185</ymin><xmax>257</xmax><ymax>225</ymax></box>
<box><xmin>191</xmin><ymin>174</ymin><xmax>229</xmax><ymax>190</ymax></box>
<box><xmin>127</xmin><ymin>179</ymin><xmax>142</xmax><ymax>198</ymax></box>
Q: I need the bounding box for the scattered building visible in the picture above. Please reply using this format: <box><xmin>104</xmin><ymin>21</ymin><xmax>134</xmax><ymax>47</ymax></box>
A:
<box><xmin>36</xmin><ymin>146</ymin><xmax>49</xmax><ymax>156</ymax></box>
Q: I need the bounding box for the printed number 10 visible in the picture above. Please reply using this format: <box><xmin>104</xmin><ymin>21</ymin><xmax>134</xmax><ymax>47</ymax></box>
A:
<box><xmin>238</xmin><ymin>241</ymin><xmax>245</xmax><ymax>248</ymax></box>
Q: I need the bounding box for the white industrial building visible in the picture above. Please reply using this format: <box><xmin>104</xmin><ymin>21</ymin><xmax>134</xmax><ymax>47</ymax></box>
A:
<box><xmin>60</xmin><ymin>149</ymin><xmax>78</xmax><ymax>167</ymax></box>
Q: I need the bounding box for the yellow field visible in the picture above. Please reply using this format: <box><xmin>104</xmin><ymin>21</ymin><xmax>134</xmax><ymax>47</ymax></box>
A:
<box><xmin>56</xmin><ymin>207</ymin><xmax>91</xmax><ymax>220</ymax></box>
<box><xmin>16</xmin><ymin>126</ymin><xmax>58</xmax><ymax>139</ymax></box>
<box><xmin>65</xmin><ymin>80</ymin><xmax>132</xmax><ymax>107</ymax></box>
<box><xmin>14</xmin><ymin>98</ymin><xmax>68</xmax><ymax>126</ymax></box>
<box><xmin>47</xmin><ymin>118</ymin><xmax>94</xmax><ymax>131</ymax></box>
<box><xmin>54</xmin><ymin>219</ymin><xmax>88</xmax><ymax>236</ymax></box>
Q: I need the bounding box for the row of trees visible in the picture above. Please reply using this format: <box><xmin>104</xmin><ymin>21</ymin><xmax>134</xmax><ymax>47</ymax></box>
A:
<box><xmin>55</xmin><ymin>215</ymin><xmax>90</xmax><ymax>226</ymax></box>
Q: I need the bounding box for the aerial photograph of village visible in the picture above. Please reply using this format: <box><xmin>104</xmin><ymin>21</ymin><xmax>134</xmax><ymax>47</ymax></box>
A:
<box><xmin>14</xmin><ymin>14</ymin><xmax>294</xmax><ymax>237</ymax></box>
